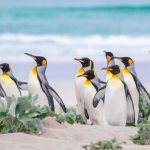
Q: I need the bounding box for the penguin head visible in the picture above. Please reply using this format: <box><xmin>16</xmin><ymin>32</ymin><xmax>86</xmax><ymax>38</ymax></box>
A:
<box><xmin>0</xmin><ymin>63</ymin><xmax>12</xmax><ymax>73</ymax></box>
<box><xmin>77</xmin><ymin>70</ymin><xmax>97</xmax><ymax>80</ymax></box>
<box><xmin>114</xmin><ymin>57</ymin><xmax>134</xmax><ymax>67</ymax></box>
<box><xmin>74</xmin><ymin>57</ymin><xmax>94</xmax><ymax>69</ymax></box>
<box><xmin>24</xmin><ymin>53</ymin><xmax>47</xmax><ymax>67</ymax></box>
<box><xmin>102</xmin><ymin>65</ymin><xmax>121</xmax><ymax>75</ymax></box>
<box><xmin>104</xmin><ymin>51</ymin><xmax>114</xmax><ymax>63</ymax></box>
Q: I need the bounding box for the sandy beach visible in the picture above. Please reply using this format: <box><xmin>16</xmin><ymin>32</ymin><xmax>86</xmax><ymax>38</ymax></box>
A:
<box><xmin>0</xmin><ymin>117</ymin><xmax>150</xmax><ymax>150</ymax></box>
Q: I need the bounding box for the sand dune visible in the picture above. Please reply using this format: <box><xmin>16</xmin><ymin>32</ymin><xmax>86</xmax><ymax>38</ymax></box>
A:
<box><xmin>0</xmin><ymin>117</ymin><xmax>150</xmax><ymax>150</ymax></box>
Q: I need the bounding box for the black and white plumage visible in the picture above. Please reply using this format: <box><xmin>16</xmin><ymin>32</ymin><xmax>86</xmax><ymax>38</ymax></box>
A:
<box><xmin>0</xmin><ymin>63</ymin><xmax>27</xmax><ymax>98</ymax></box>
<box><xmin>114</xmin><ymin>57</ymin><xmax>149</xmax><ymax>126</ymax></box>
<box><xmin>78</xmin><ymin>69</ymin><xmax>105</xmax><ymax>125</ymax></box>
<box><xmin>25</xmin><ymin>53</ymin><xmax>66</xmax><ymax>113</ymax></box>
<box><xmin>99</xmin><ymin>65</ymin><xmax>135</xmax><ymax>126</ymax></box>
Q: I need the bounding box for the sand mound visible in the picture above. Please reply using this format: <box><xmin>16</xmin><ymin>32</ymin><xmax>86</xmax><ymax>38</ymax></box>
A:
<box><xmin>0</xmin><ymin>117</ymin><xmax>150</xmax><ymax>150</ymax></box>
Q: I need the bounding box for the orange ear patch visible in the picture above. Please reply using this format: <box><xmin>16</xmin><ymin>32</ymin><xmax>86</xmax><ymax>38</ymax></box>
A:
<box><xmin>107</xmin><ymin>56</ymin><xmax>111</xmax><ymax>63</ymax></box>
<box><xmin>9</xmin><ymin>65</ymin><xmax>12</xmax><ymax>71</ymax></box>
<box><xmin>94</xmin><ymin>71</ymin><xmax>97</xmax><ymax>77</ymax></box>
<box><xmin>42</xmin><ymin>60</ymin><xmax>47</xmax><ymax>66</ymax></box>
<box><xmin>128</xmin><ymin>59</ymin><xmax>133</xmax><ymax>65</ymax></box>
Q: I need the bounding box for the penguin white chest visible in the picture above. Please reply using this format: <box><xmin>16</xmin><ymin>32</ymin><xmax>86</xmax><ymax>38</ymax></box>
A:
<box><xmin>84</xmin><ymin>81</ymin><xmax>105</xmax><ymax>125</ymax></box>
<box><xmin>123</xmin><ymin>69</ymin><xmax>139</xmax><ymax>125</ymax></box>
<box><xmin>28</xmin><ymin>69</ymin><xmax>48</xmax><ymax>107</ymax></box>
<box><xmin>123</xmin><ymin>71</ymin><xmax>139</xmax><ymax>101</ymax></box>
<box><xmin>105</xmin><ymin>76</ymin><xmax>127</xmax><ymax>126</ymax></box>
<box><xmin>0</xmin><ymin>74</ymin><xmax>21</xmax><ymax>97</ymax></box>
<box><xmin>75</xmin><ymin>76</ymin><xmax>87</xmax><ymax>120</ymax></box>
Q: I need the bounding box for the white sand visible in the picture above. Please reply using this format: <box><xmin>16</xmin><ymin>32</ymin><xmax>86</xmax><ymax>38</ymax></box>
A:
<box><xmin>3</xmin><ymin>81</ymin><xmax>149</xmax><ymax>150</ymax></box>
<box><xmin>0</xmin><ymin>117</ymin><xmax>150</xmax><ymax>150</ymax></box>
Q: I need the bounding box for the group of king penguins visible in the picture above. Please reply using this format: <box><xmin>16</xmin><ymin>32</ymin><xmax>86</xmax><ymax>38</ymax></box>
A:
<box><xmin>0</xmin><ymin>51</ymin><xmax>149</xmax><ymax>127</ymax></box>
<box><xmin>0</xmin><ymin>53</ymin><xmax>66</xmax><ymax>113</ymax></box>
<box><xmin>75</xmin><ymin>51</ymin><xmax>150</xmax><ymax>126</ymax></box>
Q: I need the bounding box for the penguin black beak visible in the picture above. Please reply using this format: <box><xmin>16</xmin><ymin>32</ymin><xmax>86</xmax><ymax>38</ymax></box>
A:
<box><xmin>24</xmin><ymin>53</ymin><xmax>37</xmax><ymax>60</ymax></box>
<box><xmin>103</xmin><ymin>50</ymin><xmax>107</xmax><ymax>53</ymax></box>
<box><xmin>74</xmin><ymin>58</ymin><xmax>84</xmax><ymax>63</ymax></box>
<box><xmin>101</xmin><ymin>67</ymin><xmax>107</xmax><ymax>70</ymax></box>
<box><xmin>0</xmin><ymin>65</ymin><xmax>3</xmax><ymax>69</ymax></box>
<box><xmin>77</xmin><ymin>73</ymin><xmax>88</xmax><ymax>78</ymax></box>
<box><xmin>101</xmin><ymin>67</ymin><xmax>113</xmax><ymax>71</ymax></box>
<box><xmin>113</xmin><ymin>57</ymin><xmax>122</xmax><ymax>61</ymax></box>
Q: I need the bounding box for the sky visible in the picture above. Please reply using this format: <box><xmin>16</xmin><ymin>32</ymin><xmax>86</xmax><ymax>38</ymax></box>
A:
<box><xmin>1</xmin><ymin>0</ymin><xmax>150</xmax><ymax>7</ymax></box>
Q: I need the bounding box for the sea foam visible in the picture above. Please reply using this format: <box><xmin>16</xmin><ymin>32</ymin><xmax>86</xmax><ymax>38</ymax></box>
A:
<box><xmin>0</xmin><ymin>34</ymin><xmax>150</xmax><ymax>62</ymax></box>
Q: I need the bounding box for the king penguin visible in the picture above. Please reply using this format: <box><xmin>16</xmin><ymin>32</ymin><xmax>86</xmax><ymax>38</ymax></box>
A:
<box><xmin>104</xmin><ymin>51</ymin><xmax>115</xmax><ymax>81</ymax></box>
<box><xmin>78</xmin><ymin>69</ymin><xmax>105</xmax><ymax>125</ymax></box>
<box><xmin>96</xmin><ymin>65</ymin><xmax>135</xmax><ymax>126</ymax></box>
<box><xmin>0</xmin><ymin>63</ymin><xmax>27</xmax><ymax>97</ymax></box>
<box><xmin>74</xmin><ymin>57</ymin><xmax>94</xmax><ymax>122</ymax></box>
<box><xmin>24</xmin><ymin>53</ymin><xmax>66</xmax><ymax>112</ymax></box>
<box><xmin>114</xmin><ymin>57</ymin><xmax>150</xmax><ymax>125</ymax></box>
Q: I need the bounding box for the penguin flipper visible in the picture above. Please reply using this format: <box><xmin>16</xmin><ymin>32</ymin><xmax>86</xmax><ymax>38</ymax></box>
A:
<box><xmin>93</xmin><ymin>85</ymin><xmax>106</xmax><ymax>108</ymax></box>
<box><xmin>38</xmin><ymin>73</ymin><xmax>66</xmax><ymax>113</ymax></box>
<box><xmin>9</xmin><ymin>73</ymin><xmax>22</xmax><ymax>96</ymax></box>
<box><xmin>131</xmin><ymin>73</ymin><xmax>150</xmax><ymax>105</ymax></box>
<box><xmin>97</xmin><ymin>78</ymin><xmax>106</xmax><ymax>85</ymax></box>
<box><xmin>84</xmin><ymin>107</ymin><xmax>89</xmax><ymax>120</ymax></box>
<box><xmin>48</xmin><ymin>86</ymin><xmax>67</xmax><ymax>113</ymax></box>
<box><xmin>0</xmin><ymin>84</ymin><xmax>6</xmax><ymax>97</ymax></box>
<box><xmin>37</xmin><ymin>75</ymin><xmax>55</xmax><ymax>111</ymax></box>
<box><xmin>17</xmin><ymin>81</ymin><xmax>28</xmax><ymax>90</ymax></box>
<box><xmin>121</xmin><ymin>80</ymin><xmax>135</xmax><ymax>126</ymax></box>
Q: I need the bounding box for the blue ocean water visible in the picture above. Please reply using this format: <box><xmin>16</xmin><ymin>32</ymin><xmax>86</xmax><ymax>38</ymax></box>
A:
<box><xmin>0</xmin><ymin>3</ymin><xmax>150</xmax><ymax>82</ymax></box>
<box><xmin>0</xmin><ymin>6</ymin><xmax>150</xmax><ymax>35</ymax></box>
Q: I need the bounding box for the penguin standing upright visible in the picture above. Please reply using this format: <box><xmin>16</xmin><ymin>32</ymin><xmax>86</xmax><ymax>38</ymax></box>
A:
<box><xmin>95</xmin><ymin>65</ymin><xmax>135</xmax><ymax>126</ymax></box>
<box><xmin>74</xmin><ymin>57</ymin><xmax>94</xmax><ymax>122</ymax></box>
<box><xmin>114</xmin><ymin>57</ymin><xmax>150</xmax><ymax>125</ymax></box>
<box><xmin>104</xmin><ymin>51</ymin><xmax>115</xmax><ymax>81</ymax></box>
<box><xmin>78</xmin><ymin>70</ymin><xmax>105</xmax><ymax>125</ymax></box>
<box><xmin>24</xmin><ymin>53</ymin><xmax>66</xmax><ymax>112</ymax></box>
<box><xmin>0</xmin><ymin>63</ymin><xmax>27</xmax><ymax>97</ymax></box>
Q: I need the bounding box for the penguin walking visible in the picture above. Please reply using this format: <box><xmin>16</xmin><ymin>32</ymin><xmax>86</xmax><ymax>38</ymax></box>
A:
<box><xmin>104</xmin><ymin>51</ymin><xmax>115</xmax><ymax>81</ymax></box>
<box><xmin>95</xmin><ymin>65</ymin><xmax>135</xmax><ymax>126</ymax></box>
<box><xmin>114</xmin><ymin>57</ymin><xmax>150</xmax><ymax>125</ymax></box>
<box><xmin>74</xmin><ymin>57</ymin><xmax>94</xmax><ymax>122</ymax></box>
<box><xmin>78</xmin><ymin>70</ymin><xmax>105</xmax><ymax>125</ymax></box>
<box><xmin>24</xmin><ymin>53</ymin><xmax>66</xmax><ymax>112</ymax></box>
<box><xmin>0</xmin><ymin>63</ymin><xmax>27</xmax><ymax>97</ymax></box>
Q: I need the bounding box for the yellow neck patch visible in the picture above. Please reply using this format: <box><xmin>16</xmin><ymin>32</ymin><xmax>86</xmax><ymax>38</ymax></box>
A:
<box><xmin>85</xmin><ymin>80</ymin><xmax>92</xmax><ymax>86</ymax></box>
<box><xmin>77</xmin><ymin>68</ymin><xmax>85</xmax><ymax>76</ymax></box>
<box><xmin>123</xmin><ymin>68</ymin><xmax>130</xmax><ymax>75</ymax></box>
<box><xmin>1</xmin><ymin>73</ymin><xmax>9</xmax><ymax>78</ymax></box>
<box><xmin>32</xmin><ymin>67</ymin><xmax>37</xmax><ymax>75</ymax></box>
<box><xmin>112</xmin><ymin>75</ymin><xmax>120</xmax><ymax>80</ymax></box>
<box><xmin>42</xmin><ymin>60</ymin><xmax>47</xmax><ymax>66</ymax></box>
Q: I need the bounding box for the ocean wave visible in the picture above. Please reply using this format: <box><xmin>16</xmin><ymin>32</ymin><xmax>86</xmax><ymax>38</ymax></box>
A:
<box><xmin>0</xmin><ymin>34</ymin><xmax>150</xmax><ymax>62</ymax></box>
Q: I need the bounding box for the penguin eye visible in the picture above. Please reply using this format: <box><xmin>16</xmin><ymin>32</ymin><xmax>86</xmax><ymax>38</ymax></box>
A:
<box><xmin>106</xmin><ymin>56</ymin><xmax>111</xmax><ymax>62</ymax></box>
<box><xmin>42</xmin><ymin>60</ymin><xmax>47</xmax><ymax>66</ymax></box>
<box><xmin>128</xmin><ymin>59</ymin><xmax>133</xmax><ymax>65</ymax></box>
